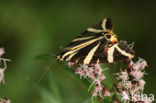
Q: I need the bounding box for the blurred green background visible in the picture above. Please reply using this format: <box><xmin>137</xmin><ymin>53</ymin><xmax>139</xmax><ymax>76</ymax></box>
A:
<box><xmin>0</xmin><ymin>0</ymin><xmax>156</xmax><ymax>103</ymax></box>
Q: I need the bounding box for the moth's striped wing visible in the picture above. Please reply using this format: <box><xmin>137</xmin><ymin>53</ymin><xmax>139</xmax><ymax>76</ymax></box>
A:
<box><xmin>56</xmin><ymin>18</ymin><xmax>120</xmax><ymax>64</ymax></box>
<box><xmin>64</xmin><ymin>32</ymin><xmax>108</xmax><ymax>51</ymax></box>
<box><xmin>106</xmin><ymin>41</ymin><xmax>135</xmax><ymax>63</ymax></box>
<box><xmin>64</xmin><ymin>18</ymin><xmax>116</xmax><ymax>51</ymax></box>
<box><xmin>57</xmin><ymin>35</ymin><xmax>110</xmax><ymax>64</ymax></box>
<box><xmin>57</xmin><ymin>40</ymin><xmax>135</xmax><ymax>65</ymax></box>
<box><xmin>87</xmin><ymin>17</ymin><xmax>113</xmax><ymax>33</ymax></box>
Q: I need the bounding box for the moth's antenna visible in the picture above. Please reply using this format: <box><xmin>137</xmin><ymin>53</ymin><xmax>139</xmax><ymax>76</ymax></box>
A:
<box><xmin>129</xmin><ymin>42</ymin><xmax>134</xmax><ymax>49</ymax></box>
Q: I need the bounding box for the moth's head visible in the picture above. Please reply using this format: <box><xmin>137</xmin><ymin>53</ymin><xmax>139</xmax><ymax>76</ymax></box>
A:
<box><xmin>104</xmin><ymin>33</ymin><xmax>118</xmax><ymax>44</ymax></box>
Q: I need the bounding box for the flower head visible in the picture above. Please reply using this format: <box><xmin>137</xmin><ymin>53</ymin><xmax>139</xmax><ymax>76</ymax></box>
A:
<box><xmin>115</xmin><ymin>58</ymin><xmax>149</xmax><ymax>103</ymax></box>
<box><xmin>68</xmin><ymin>63</ymin><xmax>111</xmax><ymax>99</ymax></box>
<box><xmin>0</xmin><ymin>47</ymin><xmax>10</xmax><ymax>102</ymax></box>
<box><xmin>0</xmin><ymin>48</ymin><xmax>11</xmax><ymax>84</ymax></box>
<box><xmin>67</xmin><ymin>56</ymin><xmax>150</xmax><ymax>103</ymax></box>
<box><xmin>0</xmin><ymin>48</ymin><xmax>5</xmax><ymax>57</ymax></box>
<box><xmin>0</xmin><ymin>98</ymin><xmax>11</xmax><ymax>103</ymax></box>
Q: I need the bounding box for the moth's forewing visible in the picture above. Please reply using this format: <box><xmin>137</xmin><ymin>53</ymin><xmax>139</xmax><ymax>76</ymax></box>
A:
<box><xmin>56</xmin><ymin>18</ymin><xmax>134</xmax><ymax>65</ymax></box>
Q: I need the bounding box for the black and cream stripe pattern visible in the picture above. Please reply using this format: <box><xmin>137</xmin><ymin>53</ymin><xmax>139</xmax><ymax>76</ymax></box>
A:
<box><xmin>107</xmin><ymin>41</ymin><xmax>134</xmax><ymax>63</ymax></box>
<box><xmin>57</xmin><ymin>18</ymin><xmax>135</xmax><ymax>64</ymax></box>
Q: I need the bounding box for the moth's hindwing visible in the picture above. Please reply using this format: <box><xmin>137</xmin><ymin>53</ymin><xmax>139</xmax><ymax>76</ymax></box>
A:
<box><xmin>107</xmin><ymin>41</ymin><xmax>135</xmax><ymax>63</ymax></box>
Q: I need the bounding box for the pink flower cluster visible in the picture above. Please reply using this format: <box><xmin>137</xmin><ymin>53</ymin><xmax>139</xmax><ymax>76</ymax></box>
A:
<box><xmin>114</xmin><ymin>58</ymin><xmax>152</xmax><ymax>103</ymax></box>
<box><xmin>67</xmin><ymin>58</ymin><xmax>151</xmax><ymax>103</ymax></box>
<box><xmin>0</xmin><ymin>48</ymin><xmax>11</xmax><ymax>103</ymax></box>
<box><xmin>68</xmin><ymin>62</ymin><xmax>111</xmax><ymax>99</ymax></box>
<box><xmin>0</xmin><ymin>98</ymin><xmax>11</xmax><ymax>103</ymax></box>
<box><xmin>0</xmin><ymin>48</ymin><xmax>11</xmax><ymax>84</ymax></box>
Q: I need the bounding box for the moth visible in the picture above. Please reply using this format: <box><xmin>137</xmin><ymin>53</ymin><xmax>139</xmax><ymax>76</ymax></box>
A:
<box><xmin>57</xmin><ymin>18</ymin><xmax>135</xmax><ymax>65</ymax></box>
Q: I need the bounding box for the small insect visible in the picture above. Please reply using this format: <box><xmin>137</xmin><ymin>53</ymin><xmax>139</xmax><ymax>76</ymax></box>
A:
<box><xmin>57</xmin><ymin>18</ymin><xmax>135</xmax><ymax>65</ymax></box>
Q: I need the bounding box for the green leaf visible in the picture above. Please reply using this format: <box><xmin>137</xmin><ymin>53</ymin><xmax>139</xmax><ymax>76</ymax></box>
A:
<box><xmin>34</xmin><ymin>73</ymin><xmax>62</xmax><ymax>103</ymax></box>
<box><xmin>35</xmin><ymin>84</ymin><xmax>62</xmax><ymax>103</ymax></box>
<box><xmin>103</xmin><ymin>96</ymin><xmax>113</xmax><ymax>103</ymax></box>
<box><xmin>82</xmin><ymin>98</ymin><xmax>91</xmax><ymax>103</ymax></box>
<box><xmin>48</xmin><ymin>73</ymin><xmax>62</xmax><ymax>102</ymax></box>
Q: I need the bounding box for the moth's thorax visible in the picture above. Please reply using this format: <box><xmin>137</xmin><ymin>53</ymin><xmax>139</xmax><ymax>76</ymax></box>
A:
<box><xmin>110</xmin><ymin>34</ymin><xmax>118</xmax><ymax>44</ymax></box>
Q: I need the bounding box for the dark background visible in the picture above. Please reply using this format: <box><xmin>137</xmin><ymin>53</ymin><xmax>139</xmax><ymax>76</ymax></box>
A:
<box><xmin>0</xmin><ymin>0</ymin><xmax>156</xmax><ymax>103</ymax></box>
